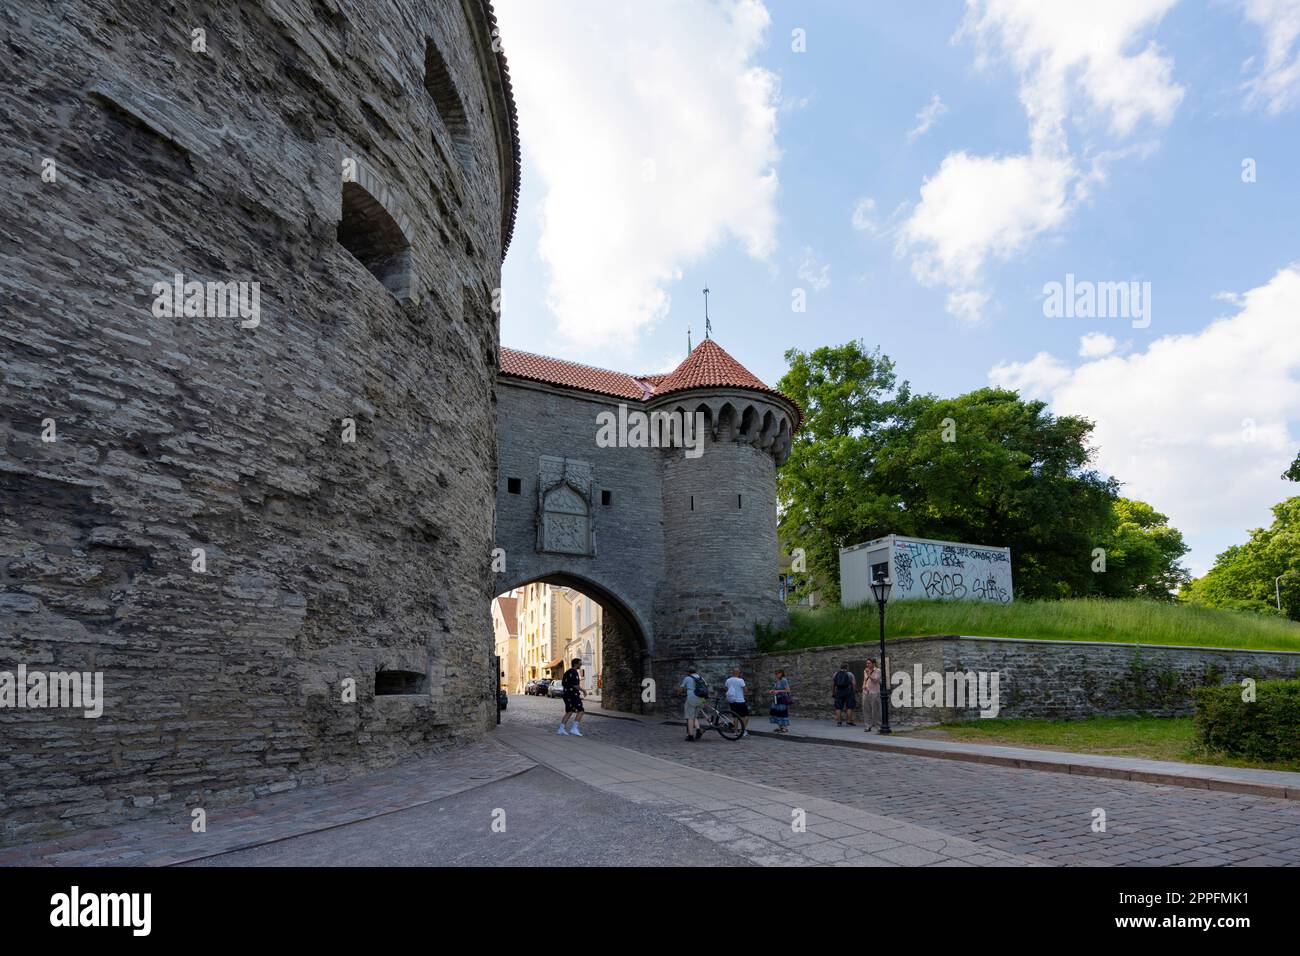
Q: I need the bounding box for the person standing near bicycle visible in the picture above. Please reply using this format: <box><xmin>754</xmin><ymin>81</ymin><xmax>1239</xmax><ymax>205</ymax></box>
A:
<box><xmin>724</xmin><ymin>666</ymin><xmax>749</xmax><ymax>738</ymax></box>
<box><xmin>677</xmin><ymin>664</ymin><xmax>708</xmax><ymax>742</ymax></box>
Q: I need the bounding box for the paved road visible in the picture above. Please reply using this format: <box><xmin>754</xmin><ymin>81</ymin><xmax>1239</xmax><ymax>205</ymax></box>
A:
<box><xmin>506</xmin><ymin>695</ymin><xmax>1300</xmax><ymax>866</ymax></box>
<box><xmin>187</xmin><ymin>763</ymin><xmax>753</xmax><ymax>867</ymax></box>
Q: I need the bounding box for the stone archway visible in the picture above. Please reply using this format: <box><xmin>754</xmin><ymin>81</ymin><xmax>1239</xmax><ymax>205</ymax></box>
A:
<box><xmin>497</xmin><ymin>572</ymin><xmax>650</xmax><ymax>713</ymax></box>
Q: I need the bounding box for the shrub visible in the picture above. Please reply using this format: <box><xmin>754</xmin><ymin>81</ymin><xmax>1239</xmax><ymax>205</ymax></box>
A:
<box><xmin>1192</xmin><ymin>679</ymin><xmax>1300</xmax><ymax>761</ymax></box>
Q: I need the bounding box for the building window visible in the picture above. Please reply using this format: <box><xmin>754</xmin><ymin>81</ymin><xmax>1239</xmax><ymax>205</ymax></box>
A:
<box><xmin>601</xmin><ymin>489</ymin><xmax>611</xmax><ymax>506</ymax></box>
<box><xmin>690</xmin><ymin>495</ymin><xmax>694</xmax><ymax>511</ymax></box>
<box><xmin>737</xmin><ymin>494</ymin><xmax>743</xmax><ymax>509</ymax></box>
<box><xmin>424</xmin><ymin>39</ymin><xmax>472</xmax><ymax>172</ymax></box>
<box><xmin>507</xmin><ymin>477</ymin><xmax>521</xmax><ymax>494</ymax></box>
<box><xmin>338</xmin><ymin>181</ymin><xmax>412</xmax><ymax>299</ymax></box>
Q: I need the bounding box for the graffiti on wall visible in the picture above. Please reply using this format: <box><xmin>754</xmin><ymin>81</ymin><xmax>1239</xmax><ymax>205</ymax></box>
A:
<box><xmin>892</xmin><ymin>540</ymin><xmax>1012</xmax><ymax>604</ymax></box>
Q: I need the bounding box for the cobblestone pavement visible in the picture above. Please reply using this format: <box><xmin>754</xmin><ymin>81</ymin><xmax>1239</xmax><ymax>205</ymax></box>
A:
<box><xmin>504</xmin><ymin>696</ymin><xmax>1300</xmax><ymax>866</ymax></box>
<box><xmin>0</xmin><ymin>740</ymin><xmax>534</xmax><ymax>867</ymax></box>
<box><xmin>496</xmin><ymin>720</ymin><xmax>1037</xmax><ymax>867</ymax></box>
<box><xmin>185</xmin><ymin>764</ymin><xmax>754</xmax><ymax>867</ymax></box>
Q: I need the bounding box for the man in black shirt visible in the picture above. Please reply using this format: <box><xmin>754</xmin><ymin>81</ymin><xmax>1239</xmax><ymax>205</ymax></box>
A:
<box><xmin>557</xmin><ymin>657</ymin><xmax>586</xmax><ymax>737</ymax></box>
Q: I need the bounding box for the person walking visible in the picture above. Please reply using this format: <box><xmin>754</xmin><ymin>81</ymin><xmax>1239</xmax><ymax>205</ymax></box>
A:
<box><xmin>557</xmin><ymin>657</ymin><xmax>585</xmax><ymax>736</ymax></box>
<box><xmin>677</xmin><ymin>664</ymin><xmax>708</xmax><ymax>742</ymax></box>
<box><xmin>862</xmin><ymin>658</ymin><xmax>882</xmax><ymax>732</ymax></box>
<box><xmin>832</xmin><ymin>662</ymin><xmax>857</xmax><ymax>727</ymax></box>
<box><xmin>768</xmin><ymin>670</ymin><xmax>793</xmax><ymax>733</ymax></box>
<box><xmin>724</xmin><ymin>666</ymin><xmax>749</xmax><ymax>738</ymax></box>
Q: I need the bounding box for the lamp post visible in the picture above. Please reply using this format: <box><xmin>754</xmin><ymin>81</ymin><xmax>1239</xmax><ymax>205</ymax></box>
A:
<box><xmin>870</xmin><ymin>574</ymin><xmax>893</xmax><ymax>735</ymax></box>
<box><xmin>1276</xmin><ymin>572</ymin><xmax>1300</xmax><ymax>613</ymax></box>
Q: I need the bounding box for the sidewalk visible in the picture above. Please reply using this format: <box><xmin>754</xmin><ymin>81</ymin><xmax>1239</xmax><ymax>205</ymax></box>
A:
<box><xmin>495</xmin><ymin>723</ymin><xmax>1039</xmax><ymax>867</ymax></box>
<box><xmin>723</xmin><ymin>716</ymin><xmax>1300</xmax><ymax>801</ymax></box>
<box><xmin>0</xmin><ymin>739</ymin><xmax>534</xmax><ymax>867</ymax></box>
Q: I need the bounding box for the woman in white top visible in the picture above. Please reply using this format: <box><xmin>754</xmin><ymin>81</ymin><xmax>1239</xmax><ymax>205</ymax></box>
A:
<box><xmin>724</xmin><ymin>667</ymin><xmax>749</xmax><ymax>737</ymax></box>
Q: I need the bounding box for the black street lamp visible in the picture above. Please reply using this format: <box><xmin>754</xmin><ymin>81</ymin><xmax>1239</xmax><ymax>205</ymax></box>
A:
<box><xmin>870</xmin><ymin>574</ymin><xmax>892</xmax><ymax>735</ymax></box>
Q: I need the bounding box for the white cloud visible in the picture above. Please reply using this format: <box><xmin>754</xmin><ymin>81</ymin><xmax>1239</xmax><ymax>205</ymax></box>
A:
<box><xmin>796</xmin><ymin>246</ymin><xmax>831</xmax><ymax>291</ymax></box>
<box><xmin>1078</xmin><ymin>331</ymin><xmax>1118</xmax><ymax>357</ymax></box>
<box><xmin>908</xmin><ymin>93</ymin><xmax>949</xmax><ymax>140</ymax></box>
<box><xmin>946</xmin><ymin>289</ymin><xmax>992</xmax><ymax>325</ymax></box>
<box><xmin>990</xmin><ymin>266</ymin><xmax>1300</xmax><ymax>575</ymax></box>
<box><xmin>493</xmin><ymin>0</ymin><xmax>780</xmax><ymax>347</ymax></box>
<box><xmin>1239</xmin><ymin>0</ymin><xmax>1300</xmax><ymax>114</ymax></box>
<box><xmin>851</xmin><ymin>197</ymin><xmax>879</xmax><ymax>233</ymax></box>
<box><xmin>897</xmin><ymin>1</ymin><xmax>1182</xmax><ymax>317</ymax></box>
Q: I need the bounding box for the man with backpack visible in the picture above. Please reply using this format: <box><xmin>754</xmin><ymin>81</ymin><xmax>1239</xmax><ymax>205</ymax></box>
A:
<box><xmin>832</xmin><ymin>663</ymin><xmax>857</xmax><ymax>727</ymax></box>
<box><xmin>677</xmin><ymin>665</ymin><xmax>709</xmax><ymax>742</ymax></box>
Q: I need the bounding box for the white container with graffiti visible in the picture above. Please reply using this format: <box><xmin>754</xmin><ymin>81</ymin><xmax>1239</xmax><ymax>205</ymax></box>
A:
<box><xmin>839</xmin><ymin>535</ymin><xmax>1013</xmax><ymax>608</ymax></box>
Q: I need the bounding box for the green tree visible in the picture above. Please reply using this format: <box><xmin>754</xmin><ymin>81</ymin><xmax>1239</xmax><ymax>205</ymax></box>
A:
<box><xmin>870</xmin><ymin>388</ymin><xmax>1119</xmax><ymax>598</ymax></box>
<box><xmin>1183</xmin><ymin>497</ymin><xmax>1300</xmax><ymax>619</ymax></box>
<box><xmin>775</xmin><ymin>343</ymin><xmax>1153</xmax><ymax>602</ymax></box>
<box><xmin>1093</xmin><ymin>497</ymin><xmax>1191</xmax><ymax>599</ymax></box>
<box><xmin>776</xmin><ymin>341</ymin><xmax>911</xmax><ymax>604</ymax></box>
<box><xmin>1284</xmin><ymin>451</ymin><xmax>1300</xmax><ymax>482</ymax></box>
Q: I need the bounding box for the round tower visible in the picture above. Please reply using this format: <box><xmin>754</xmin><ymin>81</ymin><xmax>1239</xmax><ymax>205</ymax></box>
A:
<box><xmin>649</xmin><ymin>339</ymin><xmax>799</xmax><ymax>662</ymax></box>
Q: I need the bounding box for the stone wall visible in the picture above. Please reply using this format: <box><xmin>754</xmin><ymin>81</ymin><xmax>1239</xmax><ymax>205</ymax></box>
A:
<box><xmin>0</xmin><ymin>0</ymin><xmax>515</xmax><ymax>841</ymax></box>
<box><xmin>748</xmin><ymin>636</ymin><xmax>1300</xmax><ymax>724</ymax></box>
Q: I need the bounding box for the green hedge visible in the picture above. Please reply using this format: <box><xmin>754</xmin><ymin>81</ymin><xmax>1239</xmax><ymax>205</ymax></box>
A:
<box><xmin>1192</xmin><ymin>679</ymin><xmax>1300</xmax><ymax>761</ymax></box>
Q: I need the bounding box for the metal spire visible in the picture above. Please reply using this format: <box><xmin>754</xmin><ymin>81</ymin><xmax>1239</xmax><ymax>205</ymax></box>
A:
<box><xmin>702</xmin><ymin>286</ymin><xmax>712</xmax><ymax>339</ymax></box>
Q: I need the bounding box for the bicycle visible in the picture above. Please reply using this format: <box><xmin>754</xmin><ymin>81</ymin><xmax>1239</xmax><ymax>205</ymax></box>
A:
<box><xmin>692</xmin><ymin>697</ymin><xmax>745</xmax><ymax>741</ymax></box>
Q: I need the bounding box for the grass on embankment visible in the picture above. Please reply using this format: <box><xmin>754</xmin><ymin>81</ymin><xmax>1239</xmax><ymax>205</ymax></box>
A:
<box><xmin>918</xmin><ymin>716</ymin><xmax>1300</xmax><ymax>773</ymax></box>
<box><xmin>759</xmin><ymin>598</ymin><xmax>1300</xmax><ymax>654</ymax></box>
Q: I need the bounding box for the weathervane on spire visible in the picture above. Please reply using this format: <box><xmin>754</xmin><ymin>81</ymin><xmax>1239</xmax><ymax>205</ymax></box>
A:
<box><xmin>686</xmin><ymin>322</ymin><xmax>692</xmax><ymax>355</ymax></box>
<box><xmin>703</xmin><ymin>286</ymin><xmax>712</xmax><ymax>339</ymax></box>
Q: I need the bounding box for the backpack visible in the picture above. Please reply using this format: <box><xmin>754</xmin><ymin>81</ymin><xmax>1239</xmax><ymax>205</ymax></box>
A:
<box><xmin>689</xmin><ymin>673</ymin><xmax>709</xmax><ymax>698</ymax></box>
<box><xmin>834</xmin><ymin>669</ymin><xmax>852</xmax><ymax>690</ymax></box>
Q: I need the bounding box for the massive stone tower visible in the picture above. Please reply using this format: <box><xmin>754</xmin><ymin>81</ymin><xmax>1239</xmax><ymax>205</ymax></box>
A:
<box><xmin>495</xmin><ymin>338</ymin><xmax>800</xmax><ymax>711</ymax></box>
<box><xmin>650</xmin><ymin>339</ymin><xmax>797</xmax><ymax>659</ymax></box>
<box><xmin>0</xmin><ymin>0</ymin><xmax>518</xmax><ymax>840</ymax></box>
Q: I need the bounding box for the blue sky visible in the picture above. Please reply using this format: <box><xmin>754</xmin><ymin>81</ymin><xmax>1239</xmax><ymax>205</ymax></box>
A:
<box><xmin>494</xmin><ymin>0</ymin><xmax>1300</xmax><ymax>576</ymax></box>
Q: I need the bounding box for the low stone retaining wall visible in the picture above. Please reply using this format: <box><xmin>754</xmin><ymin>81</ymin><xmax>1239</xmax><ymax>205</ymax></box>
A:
<box><xmin>741</xmin><ymin>636</ymin><xmax>1300</xmax><ymax>725</ymax></box>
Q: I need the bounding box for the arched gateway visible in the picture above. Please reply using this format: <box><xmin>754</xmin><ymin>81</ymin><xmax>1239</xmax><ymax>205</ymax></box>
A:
<box><xmin>495</xmin><ymin>338</ymin><xmax>801</xmax><ymax>711</ymax></box>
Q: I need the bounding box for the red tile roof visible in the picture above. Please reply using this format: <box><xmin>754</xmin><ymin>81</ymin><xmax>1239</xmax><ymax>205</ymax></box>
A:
<box><xmin>499</xmin><ymin>340</ymin><xmax>801</xmax><ymax>428</ymax></box>
<box><xmin>499</xmin><ymin>348</ymin><xmax>650</xmax><ymax>401</ymax></box>
<box><xmin>652</xmin><ymin>338</ymin><xmax>773</xmax><ymax>397</ymax></box>
<box><xmin>493</xmin><ymin>595</ymin><xmax>518</xmax><ymax>635</ymax></box>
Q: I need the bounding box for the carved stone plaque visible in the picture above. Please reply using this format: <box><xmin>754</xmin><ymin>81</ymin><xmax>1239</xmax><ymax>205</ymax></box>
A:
<box><xmin>537</xmin><ymin>456</ymin><xmax>595</xmax><ymax>555</ymax></box>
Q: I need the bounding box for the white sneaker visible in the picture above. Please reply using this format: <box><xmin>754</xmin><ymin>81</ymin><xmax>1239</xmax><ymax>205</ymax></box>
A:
<box><xmin>742</xmin><ymin>731</ymin><xmax>750</xmax><ymax>738</ymax></box>
<box><xmin>570</xmin><ymin>726</ymin><xmax>583</xmax><ymax>737</ymax></box>
<box><xmin>557</xmin><ymin>725</ymin><xmax>568</xmax><ymax>735</ymax></box>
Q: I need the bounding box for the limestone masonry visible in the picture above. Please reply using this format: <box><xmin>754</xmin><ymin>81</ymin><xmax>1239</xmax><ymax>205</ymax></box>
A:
<box><xmin>1</xmin><ymin>0</ymin><xmax>518</xmax><ymax>840</ymax></box>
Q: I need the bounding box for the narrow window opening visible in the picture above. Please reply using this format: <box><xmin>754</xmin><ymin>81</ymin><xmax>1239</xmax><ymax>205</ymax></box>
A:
<box><xmin>424</xmin><ymin>39</ymin><xmax>473</xmax><ymax>172</ymax></box>
<box><xmin>690</xmin><ymin>495</ymin><xmax>694</xmax><ymax>511</ymax></box>
<box><xmin>338</xmin><ymin>181</ymin><xmax>411</xmax><ymax>298</ymax></box>
<box><xmin>375</xmin><ymin>669</ymin><xmax>427</xmax><ymax>696</ymax></box>
<box><xmin>507</xmin><ymin>477</ymin><xmax>521</xmax><ymax>495</ymax></box>
<box><xmin>738</xmin><ymin>494</ymin><xmax>743</xmax><ymax>509</ymax></box>
<box><xmin>601</xmin><ymin>489</ymin><xmax>611</xmax><ymax>506</ymax></box>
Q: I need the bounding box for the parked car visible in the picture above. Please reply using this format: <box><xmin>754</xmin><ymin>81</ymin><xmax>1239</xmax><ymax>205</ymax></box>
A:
<box><xmin>524</xmin><ymin>680</ymin><xmax>538</xmax><ymax>696</ymax></box>
<box><xmin>535</xmin><ymin>679</ymin><xmax>553</xmax><ymax>697</ymax></box>
<box><xmin>497</xmin><ymin>689</ymin><xmax>508</xmax><ymax>710</ymax></box>
<box><xmin>548</xmin><ymin>679</ymin><xmax>565</xmax><ymax>698</ymax></box>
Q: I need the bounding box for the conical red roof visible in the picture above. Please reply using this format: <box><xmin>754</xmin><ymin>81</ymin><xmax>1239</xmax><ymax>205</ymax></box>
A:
<box><xmin>499</xmin><ymin>339</ymin><xmax>799</xmax><ymax>426</ymax></box>
<box><xmin>652</xmin><ymin>338</ymin><xmax>773</xmax><ymax>397</ymax></box>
